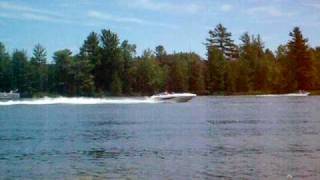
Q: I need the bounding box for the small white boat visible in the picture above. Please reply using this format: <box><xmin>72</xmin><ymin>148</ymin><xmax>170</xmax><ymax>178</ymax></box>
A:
<box><xmin>150</xmin><ymin>92</ymin><xmax>196</xmax><ymax>103</ymax></box>
<box><xmin>0</xmin><ymin>90</ymin><xmax>20</xmax><ymax>100</ymax></box>
<box><xmin>257</xmin><ymin>91</ymin><xmax>310</xmax><ymax>97</ymax></box>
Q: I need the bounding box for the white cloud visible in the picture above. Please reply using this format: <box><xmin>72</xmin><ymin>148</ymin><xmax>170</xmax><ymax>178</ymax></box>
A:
<box><xmin>0</xmin><ymin>12</ymin><xmax>75</xmax><ymax>24</ymax></box>
<box><xmin>0</xmin><ymin>1</ymin><xmax>94</xmax><ymax>26</ymax></box>
<box><xmin>246</xmin><ymin>6</ymin><xmax>294</xmax><ymax>17</ymax></box>
<box><xmin>303</xmin><ymin>1</ymin><xmax>320</xmax><ymax>9</ymax></box>
<box><xmin>0</xmin><ymin>1</ymin><xmax>177</xmax><ymax>28</ymax></box>
<box><xmin>0</xmin><ymin>1</ymin><xmax>60</xmax><ymax>17</ymax></box>
<box><xmin>87</xmin><ymin>10</ymin><xmax>177</xmax><ymax>29</ymax></box>
<box><xmin>88</xmin><ymin>11</ymin><xmax>144</xmax><ymax>24</ymax></box>
<box><xmin>221</xmin><ymin>4</ymin><xmax>233</xmax><ymax>12</ymax></box>
<box><xmin>0</xmin><ymin>10</ymin><xmax>84</xmax><ymax>25</ymax></box>
<box><xmin>125</xmin><ymin>0</ymin><xmax>203</xmax><ymax>14</ymax></box>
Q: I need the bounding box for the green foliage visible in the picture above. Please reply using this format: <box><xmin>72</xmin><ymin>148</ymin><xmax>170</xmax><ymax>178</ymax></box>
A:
<box><xmin>53</xmin><ymin>49</ymin><xmax>73</xmax><ymax>95</ymax></box>
<box><xmin>207</xmin><ymin>47</ymin><xmax>226</xmax><ymax>92</ymax></box>
<box><xmin>129</xmin><ymin>49</ymin><xmax>166</xmax><ymax>95</ymax></box>
<box><xmin>120</xmin><ymin>40</ymin><xmax>136</xmax><ymax>94</ymax></box>
<box><xmin>72</xmin><ymin>57</ymin><xmax>95</xmax><ymax>96</ymax></box>
<box><xmin>0</xmin><ymin>25</ymin><xmax>319</xmax><ymax>97</ymax></box>
<box><xmin>11</xmin><ymin>50</ymin><xmax>29</xmax><ymax>95</ymax></box>
<box><xmin>31</xmin><ymin>44</ymin><xmax>47</xmax><ymax>64</ymax></box>
<box><xmin>98</xmin><ymin>29</ymin><xmax>121</xmax><ymax>91</ymax></box>
<box><xmin>29</xmin><ymin>44</ymin><xmax>48</xmax><ymax>94</ymax></box>
<box><xmin>79</xmin><ymin>32</ymin><xmax>101</xmax><ymax>90</ymax></box>
<box><xmin>189</xmin><ymin>58</ymin><xmax>205</xmax><ymax>93</ymax></box>
<box><xmin>155</xmin><ymin>45</ymin><xmax>166</xmax><ymax>60</ymax></box>
<box><xmin>167</xmin><ymin>54</ymin><xmax>189</xmax><ymax>92</ymax></box>
<box><xmin>288</xmin><ymin>27</ymin><xmax>313</xmax><ymax>90</ymax></box>
<box><xmin>0</xmin><ymin>42</ymin><xmax>12</xmax><ymax>92</ymax></box>
<box><xmin>160</xmin><ymin>52</ymin><xmax>204</xmax><ymax>93</ymax></box>
<box><xmin>206</xmin><ymin>24</ymin><xmax>238</xmax><ymax>60</ymax></box>
<box><xmin>111</xmin><ymin>72</ymin><xmax>122</xmax><ymax>96</ymax></box>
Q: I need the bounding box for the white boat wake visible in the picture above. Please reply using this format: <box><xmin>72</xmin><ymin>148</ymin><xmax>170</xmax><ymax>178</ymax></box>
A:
<box><xmin>0</xmin><ymin>97</ymin><xmax>159</xmax><ymax>106</ymax></box>
<box><xmin>256</xmin><ymin>92</ymin><xmax>310</xmax><ymax>97</ymax></box>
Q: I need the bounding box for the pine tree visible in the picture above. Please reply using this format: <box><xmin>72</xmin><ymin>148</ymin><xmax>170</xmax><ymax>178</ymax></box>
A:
<box><xmin>189</xmin><ymin>57</ymin><xmax>205</xmax><ymax>93</ymax></box>
<box><xmin>30</xmin><ymin>44</ymin><xmax>48</xmax><ymax>93</ymax></box>
<box><xmin>111</xmin><ymin>72</ymin><xmax>122</xmax><ymax>96</ymax></box>
<box><xmin>155</xmin><ymin>45</ymin><xmax>167</xmax><ymax>61</ymax></box>
<box><xmin>12</xmin><ymin>50</ymin><xmax>29</xmax><ymax>95</ymax></box>
<box><xmin>121</xmin><ymin>40</ymin><xmax>136</xmax><ymax>94</ymax></box>
<box><xmin>53</xmin><ymin>49</ymin><xmax>73</xmax><ymax>95</ymax></box>
<box><xmin>239</xmin><ymin>32</ymin><xmax>266</xmax><ymax>91</ymax></box>
<box><xmin>310</xmin><ymin>47</ymin><xmax>320</xmax><ymax>89</ymax></box>
<box><xmin>72</xmin><ymin>55</ymin><xmax>95</xmax><ymax>96</ymax></box>
<box><xmin>276</xmin><ymin>45</ymin><xmax>296</xmax><ymax>92</ymax></box>
<box><xmin>287</xmin><ymin>27</ymin><xmax>313</xmax><ymax>90</ymax></box>
<box><xmin>99</xmin><ymin>29</ymin><xmax>123</xmax><ymax>92</ymax></box>
<box><xmin>79</xmin><ymin>32</ymin><xmax>101</xmax><ymax>90</ymax></box>
<box><xmin>206</xmin><ymin>24</ymin><xmax>238</xmax><ymax>60</ymax></box>
<box><xmin>0</xmin><ymin>42</ymin><xmax>12</xmax><ymax>92</ymax></box>
<box><xmin>207</xmin><ymin>48</ymin><xmax>226</xmax><ymax>92</ymax></box>
<box><xmin>31</xmin><ymin>44</ymin><xmax>47</xmax><ymax>64</ymax></box>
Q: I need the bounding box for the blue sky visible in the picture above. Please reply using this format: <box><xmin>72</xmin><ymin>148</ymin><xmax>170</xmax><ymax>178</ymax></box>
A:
<box><xmin>0</xmin><ymin>0</ymin><xmax>319</xmax><ymax>60</ymax></box>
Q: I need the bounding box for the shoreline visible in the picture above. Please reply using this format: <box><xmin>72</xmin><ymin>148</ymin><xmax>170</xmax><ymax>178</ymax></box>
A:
<box><xmin>23</xmin><ymin>90</ymin><xmax>320</xmax><ymax>99</ymax></box>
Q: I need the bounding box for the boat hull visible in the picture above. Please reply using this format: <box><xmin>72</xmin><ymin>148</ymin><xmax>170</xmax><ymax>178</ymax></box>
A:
<box><xmin>152</xmin><ymin>96</ymin><xmax>194</xmax><ymax>103</ymax></box>
<box><xmin>0</xmin><ymin>93</ymin><xmax>20</xmax><ymax>100</ymax></box>
<box><xmin>151</xmin><ymin>93</ymin><xmax>196</xmax><ymax>103</ymax></box>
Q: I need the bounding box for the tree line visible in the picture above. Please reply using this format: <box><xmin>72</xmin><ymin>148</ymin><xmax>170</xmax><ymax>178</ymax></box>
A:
<box><xmin>0</xmin><ymin>24</ymin><xmax>319</xmax><ymax>97</ymax></box>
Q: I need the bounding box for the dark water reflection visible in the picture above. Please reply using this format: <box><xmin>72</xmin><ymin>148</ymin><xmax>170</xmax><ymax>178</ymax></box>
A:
<box><xmin>1</xmin><ymin>96</ymin><xmax>320</xmax><ymax>179</ymax></box>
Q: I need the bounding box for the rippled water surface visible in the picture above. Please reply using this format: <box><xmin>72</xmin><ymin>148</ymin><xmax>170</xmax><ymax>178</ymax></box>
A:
<box><xmin>1</xmin><ymin>96</ymin><xmax>320</xmax><ymax>179</ymax></box>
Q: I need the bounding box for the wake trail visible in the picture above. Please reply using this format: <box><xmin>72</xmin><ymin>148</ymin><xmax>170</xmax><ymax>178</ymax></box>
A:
<box><xmin>0</xmin><ymin>97</ymin><xmax>159</xmax><ymax>106</ymax></box>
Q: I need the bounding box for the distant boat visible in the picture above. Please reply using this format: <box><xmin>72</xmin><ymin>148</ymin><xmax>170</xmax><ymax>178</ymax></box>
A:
<box><xmin>0</xmin><ymin>90</ymin><xmax>20</xmax><ymax>100</ymax></box>
<box><xmin>257</xmin><ymin>90</ymin><xmax>310</xmax><ymax>97</ymax></box>
<box><xmin>150</xmin><ymin>92</ymin><xmax>196</xmax><ymax>103</ymax></box>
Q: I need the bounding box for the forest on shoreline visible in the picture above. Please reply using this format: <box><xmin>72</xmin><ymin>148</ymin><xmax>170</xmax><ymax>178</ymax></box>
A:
<box><xmin>0</xmin><ymin>24</ymin><xmax>320</xmax><ymax>97</ymax></box>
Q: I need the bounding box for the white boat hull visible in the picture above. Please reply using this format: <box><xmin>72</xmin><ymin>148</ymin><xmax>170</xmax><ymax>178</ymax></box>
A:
<box><xmin>0</xmin><ymin>92</ymin><xmax>20</xmax><ymax>100</ymax></box>
<box><xmin>151</xmin><ymin>93</ymin><xmax>196</xmax><ymax>103</ymax></box>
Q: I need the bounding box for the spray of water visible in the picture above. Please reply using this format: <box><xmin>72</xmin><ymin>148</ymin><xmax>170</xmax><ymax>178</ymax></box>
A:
<box><xmin>0</xmin><ymin>97</ymin><xmax>159</xmax><ymax>106</ymax></box>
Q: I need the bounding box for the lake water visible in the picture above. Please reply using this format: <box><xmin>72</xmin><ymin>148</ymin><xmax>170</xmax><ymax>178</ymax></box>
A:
<box><xmin>0</xmin><ymin>96</ymin><xmax>320</xmax><ymax>179</ymax></box>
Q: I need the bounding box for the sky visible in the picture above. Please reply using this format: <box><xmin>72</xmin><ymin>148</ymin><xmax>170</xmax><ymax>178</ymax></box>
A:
<box><xmin>0</xmin><ymin>0</ymin><xmax>319</xmax><ymax>60</ymax></box>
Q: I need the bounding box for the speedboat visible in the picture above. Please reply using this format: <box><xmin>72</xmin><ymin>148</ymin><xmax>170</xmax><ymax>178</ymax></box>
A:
<box><xmin>0</xmin><ymin>90</ymin><xmax>20</xmax><ymax>100</ymax></box>
<box><xmin>150</xmin><ymin>92</ymin><xmax>196</xmax><ymax>103</ymax></box>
